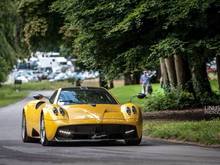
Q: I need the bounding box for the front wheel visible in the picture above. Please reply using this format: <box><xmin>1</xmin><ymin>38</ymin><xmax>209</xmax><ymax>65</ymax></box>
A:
<box><xmin>40</xmin><ymin>115</ymin><xmax>52</xmax><ymax>146</ymax></box>
<box><xmin>125</xmin><ymin>137</ymin><xmax>142</xmax><ymax>146</ymax></box>
<box><xmin>21</xmin><ymin>112</ymin><xmax>33</xmax><ymax>142</ymax></box>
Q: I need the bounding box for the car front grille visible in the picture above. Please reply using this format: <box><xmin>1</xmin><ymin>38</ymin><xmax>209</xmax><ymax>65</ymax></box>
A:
<box><xmin>55</xmin><ymin>124</ymin><xmax>137</xmax><ymax>140</ymax></box>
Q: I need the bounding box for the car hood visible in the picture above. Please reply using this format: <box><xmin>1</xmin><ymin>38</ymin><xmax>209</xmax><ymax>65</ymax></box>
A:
<box><xmin>62</xmin><ymin>104</ymin><xmax>124</xmax><ymax>121</ymax></box>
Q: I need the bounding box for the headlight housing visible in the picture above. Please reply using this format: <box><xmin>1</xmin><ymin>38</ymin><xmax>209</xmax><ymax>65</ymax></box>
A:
<box><xmin>126</xmin><ymin>107</ymin><xmax>131</xmax><ymax>115</ymax></box>
<box><xmin>52</xmin><ymin>107</ymin><xmax>58</xmax><ymax>116</ymax></box>
<box><xmin>131</xmin><ymin>106</ymin><xmax>137</xmax><ymax>114</ymax></box>
<box><xmin>121</xmin><ymin>104</ymin><xmax>139</xmax><ymax>119</ymax></box>
<box><xmin>52</xmin><ymin>107</ymin><xmax>65</xmax><ymax>116</ymax></box>
<box><xmin>59</xmin><ymin>107</ymin><xmax>65</xmax><ymax>116</ymax></box>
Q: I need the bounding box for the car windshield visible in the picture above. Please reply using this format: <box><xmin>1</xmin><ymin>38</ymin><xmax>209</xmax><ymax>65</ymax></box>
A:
<box><xmin>58</xmin><ymin>89</ymin><xmax>118</xmax><ymax>105</ymax></box>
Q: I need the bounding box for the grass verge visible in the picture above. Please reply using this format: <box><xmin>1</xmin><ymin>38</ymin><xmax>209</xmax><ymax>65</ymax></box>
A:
<box><xmin>17</xmin><ymin>80</ymin><xmax>74</xmax><ymax>90</ymax></box>
<box><xmin>143</xmin><ymin>120</ymin><xmax>220</xmax><ymax>145</ymax></box>
<box><xmin>0</xmin><ymin>81</ymin><xmax>73</xmax><ymax>107</ymax></box>
<box><xmin>0</xmin><ymin>86</ymin><xmax>27</xmax><ymax>107</ymax></box>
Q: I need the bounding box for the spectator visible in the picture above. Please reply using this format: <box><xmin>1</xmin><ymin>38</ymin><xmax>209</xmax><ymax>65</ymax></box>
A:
<box><xmin>140</xmin><ymin>70</ymin><xmax>156</xmax><ymax>95</ymax></box>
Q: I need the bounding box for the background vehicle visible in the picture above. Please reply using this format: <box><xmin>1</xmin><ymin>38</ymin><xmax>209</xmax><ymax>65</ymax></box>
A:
<box><xmin>14</xmin><ymin>70</ymin><xmax>38</xmax><ymax>84</ymax></box>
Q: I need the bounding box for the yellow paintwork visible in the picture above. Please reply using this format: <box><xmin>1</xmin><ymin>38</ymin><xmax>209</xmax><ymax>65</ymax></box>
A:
<box><xmin>23</xmin><ymin>89</ymin><xmax>143</xmax><ymax>141</ymax></box>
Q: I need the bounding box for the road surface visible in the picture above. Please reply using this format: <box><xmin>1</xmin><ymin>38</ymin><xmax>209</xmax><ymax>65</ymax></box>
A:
<box><xmin>0</xmin><ymin>91</ymin><xmax>219</xmax><ymax>165</ymax></box>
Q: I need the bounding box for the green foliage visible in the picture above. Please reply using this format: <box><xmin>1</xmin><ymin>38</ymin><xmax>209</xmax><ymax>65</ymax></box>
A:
<box><xmin>108</xmin><ymin>0</ymin><xmax>165</xmax><ymax>34</ymax></box>
<box><xmin>110</xmin><ymin>80</ymin><xmax>220</xmax><ymax>110</ymax></box>
<box><xmin>50</xmin><ymin>0</ymin><xmax>220</xmax><ymax>83</ymax></box>
<box><xmin>199</xmin><ymin>93</ymin><xmax>220</xmax><ymax>107</ymax></box>
<box><xmin>0</xmin><ymin>0</ymin><xmax>21</xmax><ymax>83</ymax></box>
<box><xmin>149</xmin><ymin>37</ymin><xmax>185</xmax><ymax>59</ymax></box>
<box><xmin>18</xmin><ymin>0</ymin><xmax>63</xmax><ymax>51</ymax></box>
<box><xmin>143</xmin><ymin>88</ymin><xmax>220</xmax><ymax>112</ymax></box>
<box><xmin>51</xmin><ymin>0</ymin><xmax>158</xmax><ymax>78</ymax></box>
<box><xmin>15</xmin><ymin>0</ymin><xmax>220</xmax><ymax>96</ymax></box>
<box><xmin>23</xmin><ymin>17</ymin><xmax>48</xmax><ymax>49</ymax></box>
<box><xmin>143</xmin><ymin>89</ymin><xmax>195</xmax><ymax>112</ymax></box>
<box><xmin>144</xmin><ymin>119</ymin><xmax>220</xmax><ymax>145</ymax></box>
<box><xmin>0</xmin><ymin>57</ymin><xmax>10</xmax><ymax>82</ymax></box>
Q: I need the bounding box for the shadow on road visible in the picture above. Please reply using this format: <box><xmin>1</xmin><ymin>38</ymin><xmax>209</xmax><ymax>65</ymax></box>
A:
<box><xmin>19</xmin><ymin>138</ymin><xmax>179</xmax><ymax>147</ymax></box>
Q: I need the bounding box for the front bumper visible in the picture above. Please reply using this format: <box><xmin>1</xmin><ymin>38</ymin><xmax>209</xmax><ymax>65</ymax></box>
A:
<box><xmin>55</xmin><ymin>124</ymin><xmax>138</xmax><ymax>142</ymax></box>
<box><xmin>44</xmin><ymin>119</ymin><xmax>142</xmax><ymax>141</ymax></box>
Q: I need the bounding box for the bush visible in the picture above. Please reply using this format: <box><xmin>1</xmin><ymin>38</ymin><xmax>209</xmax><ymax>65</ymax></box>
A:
<box><xmin>199</xmin><ymin>93</ymin><xmax>220</xmax><ymax>106</ymax></box>
<box><xmin>143</xmin><ymin>89</ymin><xmax>197</xmax><ymax>112</ymax></box>
<box><xmin>143</xmin><ymin>88</ymin><xmax>220</xmax><ymax>112</ymax></box>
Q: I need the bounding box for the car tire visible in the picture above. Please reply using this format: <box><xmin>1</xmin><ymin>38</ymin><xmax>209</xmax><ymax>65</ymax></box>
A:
<box><xmin>21</xmin><ymin>112</ymin><xmax>33</xmax><ymax>142</ymax></box>
<box><xmin>40</xmin><ymin>114</ymin><xmax>52</xmax><ymax>146</ymax></box>
<box><xmin>125</xmin><ymin>136</ymin><xmax>142</xmax><ymax>146</ymax></box>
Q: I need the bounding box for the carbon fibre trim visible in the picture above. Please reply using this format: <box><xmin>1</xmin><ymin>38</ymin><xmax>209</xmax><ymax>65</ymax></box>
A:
<box><xmin>55</xmin><ymin>124</ymin><xmax>138</xmax><ymax>140</ymax></box>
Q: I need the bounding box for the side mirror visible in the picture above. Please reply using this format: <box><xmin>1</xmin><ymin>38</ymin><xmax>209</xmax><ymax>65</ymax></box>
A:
<box><xmin>33</xmin><ymin>94</ymin><xmax>44</xmax><ymax>100</ymax></box>
<box><xmin>137</xmin><ymin>93</ymin><xmax>146</xmax><ymax>99</ymax></box>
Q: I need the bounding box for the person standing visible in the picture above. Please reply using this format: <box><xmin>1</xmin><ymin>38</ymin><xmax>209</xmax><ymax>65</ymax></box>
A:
<box><xmin>140</xmin><ymin>70</ymin><xmax>156</xmax><ymax>95</ymax></box>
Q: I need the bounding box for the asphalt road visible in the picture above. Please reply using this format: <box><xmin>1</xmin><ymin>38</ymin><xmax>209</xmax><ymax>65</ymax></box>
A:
<box><xmin>0</xmin><ymin>91</ymin><xmax>220</xmax><ymax>165</ymax></box>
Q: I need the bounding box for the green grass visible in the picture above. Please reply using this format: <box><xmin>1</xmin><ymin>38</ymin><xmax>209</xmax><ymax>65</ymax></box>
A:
<box><xmin>143</xmin><ymin>120</ymin><xmax>220</xmax><ymax>145</ymax></box>
<box><xmin>18</xmin><ymin>80</ymin><xmax>74</xmax><ymax>90</ymax></box>
<box><xmin>210</xmin><ymin>79</ymin><xmax>219</xmax><ymax>93</ymax></box>
<box><xmin>110</xmin><ymin>84</ymin><xmax>161</xmax><ymax>105</ymax></box>
<box><xmin>110</xmin><ymin>80</ymin><xmax>220</xmax><ymax>107</ymax></box>
<box><xmin>0</xmin><ymin>86</ymin><xmax>27</xmax><ymax>107</ymax></box>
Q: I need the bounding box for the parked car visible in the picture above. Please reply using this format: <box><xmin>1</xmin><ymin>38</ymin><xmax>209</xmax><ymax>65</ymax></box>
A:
<box><xmin>39</xmin><ymin>67</ymin><xmax>53</xmax><ymax>79</ymax></box>
<box><xmin>14</xmin><ymin>70</ymin><xmax>38</xmax><ymax>83</ymax></box>
<box><xmin>49</xmin><ymin>72</ymin><xmax>68</xmax><ymax>82</ymax></box>
<box><xmin>14</xmin><ymin>75</ymin><xmax>29</xmax><ymax>84</ymax></box>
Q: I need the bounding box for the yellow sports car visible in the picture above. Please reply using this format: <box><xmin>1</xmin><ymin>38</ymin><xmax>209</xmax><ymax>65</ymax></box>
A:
<box><xmin>22</xmin><ymin>87</ymin><xmax>144</xmax><ymax>146</ymax></box>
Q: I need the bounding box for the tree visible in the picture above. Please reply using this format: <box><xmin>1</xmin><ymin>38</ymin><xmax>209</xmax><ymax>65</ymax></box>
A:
<box><xmin>17</xmin><ymin>0</ymin><xmax>220</xmax><ymax>97</ymax></box>
<box><xmin>51</xmin><ymin>0</ymin><xmax>154</xmax><ymax>86</ymax></box>
<box><xmin>0</xmin><ymin>0</ymin><xmax>22</xmax><ymax>83</ymax></box>
<box><xmin>217</xmin><ymin>55</ymin><xmax>220</xmax><ymax>90</ymax></box>
<box><xmin>18</xmin><ymin>0</ymin><xmax>63</xmax><ymax>52</ymax></box>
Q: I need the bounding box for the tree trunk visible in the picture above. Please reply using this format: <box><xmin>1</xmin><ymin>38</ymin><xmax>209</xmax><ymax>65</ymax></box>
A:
<box><xmin>182</xmin><ymin>56</ymin><xmax>195</xmax><ymax>94</ymax></box>
<box><xmin>216</xmin><ymin>56</ymin><xmax>220</xmax><ymax>90</ymax></box>
<box><xmin>132</xmin><ymin>71</ymin><xmax>141</xmax><ymax>84</ymax></box>
<box><xmin>174</xmin><ymin>55</ymin><xmax>184</xmax><ymax>87</ymax></box>
<box><xmin>165</xmin><ymin>56</ymin><xmax>177</xmax><ymax>89</ymax></box>
<box><xmin>124</xmin><ymin>73</ymin><xmax>132</xmax><ymax>85</ymax></box>
<box><xmin>109</xmin><ymin>80</ymin><xmax>114</xmax><ymax>89</ymax></box>
<box><xmin>99</xmin><ymin>72</ymin><xmax>108</xmax><ymax>89</ymax></box>
<box><xmin>191</xmin><ymin>58</ymin><xmax>212</xmax><ymax>97</ymax></box>
<box><xmin>160</xmin><ymin>57</ymin><xmax>169</xmax><ymax>89</ymax></box>
<box><xmin>174</xmin><ymin>54</ymin><xmax>194</xmax><ymax>94</ymax></box>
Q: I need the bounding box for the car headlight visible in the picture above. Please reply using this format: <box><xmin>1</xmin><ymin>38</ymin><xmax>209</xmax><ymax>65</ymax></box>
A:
<box><xmin>59</xmin><ymin>107</ymin><xmax>65</xmax><ymax>116</ymax></box>
<box><xmin>52</xmin><ymin>107</ymin><xmax>65</xmax><ymax>116</ymax></box>
<box><xmin>126</xmin><ymin>107</ymin><xmax>131</xmax><ymax>115</ymax></box>
<box><xmin>131</xmin><ymin>106</ymin><xmax>137</xmax><ymax>114</ymax></box>
<box><xmin>52</xmin><ymin>107</ymin><xmax>58</xmax><ymax>116</ymax></box>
